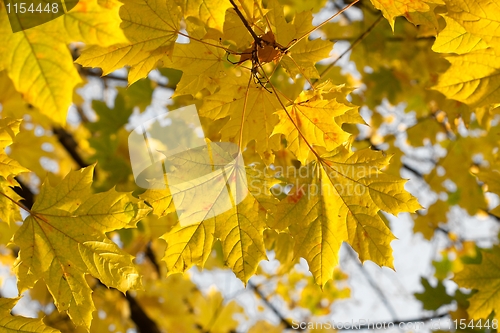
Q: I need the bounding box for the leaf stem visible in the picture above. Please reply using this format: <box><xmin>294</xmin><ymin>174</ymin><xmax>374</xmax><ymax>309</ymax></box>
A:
<box><xmin>237</xmin><ymin>73</ymin><xmax>253</xmax><ymax>150</ymax></box>
<box><xmin>0</xmin><ymin>190</ymin><xmax>32</xmax><ymax>214</ymax></box>
<box><xmin>256</xmin><ymin>62</ymin><xmax>322</xmax><ymax>161</ymax></box>
<box><xmin>176</xmin><ymin>31</ymin><xmax>237</xmax><ymax>53</ymax></box>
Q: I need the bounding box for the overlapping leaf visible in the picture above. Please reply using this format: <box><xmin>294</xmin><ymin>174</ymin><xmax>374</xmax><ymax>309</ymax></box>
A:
<box><xmin>199</xmin><ymin>74</ymin><xmax>282</xmax><ymax>162</ymax></box>
<box><xmin>276</xmin><ymin>146</ymin><xmax>420</xmax><ymax>286</ymax></box>
<box><xmin>13</xmin><ymin>165</ymin><xmax>150</xmax><ymax>330</ymax></box>
<box><xmin>432</xmin><ymin>0</ymin><xmax>500</xmax><ymax>108</ymax></box>
<box><xmin>0</xmin><ymin>27</ymin><xmax>81</xmax><ymax>124</ymax></box>
<box><xmin>370</xmin><ymin>0</ymin><xmax>444</xmax><ymax>30</ymax></box>
<box><xmin>0</xmin><ymin>0</ymin><xmax>126</xmax><ymax>124</ymax></box>
<box><xmin>0</xmin><ymin>297</ymin><xmax>60</xmax><ymax>333</ymax></box>
<box><xmin>272</xmin><ymin>89</ymin><xmax>355</xmax><ymax>164</ymax></box>
<box><xmin>161</xmin><ymin>40</ymin><xmax>228</xmax><ymax>96</ymax></box>
<box><xmin>140</xmin><ymin>142</ymin><xmax>269</xmax><ymax>283</ymax></box>
<box><xmin>0</xmin><ymin>118</ymin><xmax>29</xmax><ymax>181</ymax></box>
<box><xmin>454</xmin><ymin>246</ymin><xmax>500</xmax><ymax>320</ymax></box>
<box><xmin>77</xmin><ymin>0</ymin><xmax>182</xmax><ymax>84</ymax></box>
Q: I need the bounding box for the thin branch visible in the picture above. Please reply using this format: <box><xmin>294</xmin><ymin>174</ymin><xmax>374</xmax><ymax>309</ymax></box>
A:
<box><xmin>80</xmin><ymin>68</ymin><xmax>176</xmax><ymax>90</ymax></box>
<box><xmin>248</xmin><ymin>281</ymin><xmax>297</xmax><ymax>331</ymax></box>
<box><xmin>125</xmin><ymin>292</ymin><xmax>162</xmax><ymax>333</ymax></box>
<box><xmin>52</xmin><ymin>127</ymin><xmax>89</xmax><ymax>169</ymax></box>
<box><xmin>229</xmin><ymin>0</ymin><xmax>261</xmax><ymax>45</ymax></box>
<box><xmin>288</xmin><ymin>0</ymin><xmax>360</xmax><ymax>50</ymax></box>
<box><xmin>314</xmin><ymin>15</ymin><xmax>383</xmax><ymax>85</ymax></box>
<box><xmin>336</xmin><ymin>312</ymin><xmax>449</xmax><ymax>331</ymax></box>
<box><xmin>145</xmin><ymin>242</ymin><xmax>161</xmax><ymax>275</ymax></box>
<box><xmin>345</xmin><ymin>247</ymin><xmax>400</xmax><ymax>322</ymax></box>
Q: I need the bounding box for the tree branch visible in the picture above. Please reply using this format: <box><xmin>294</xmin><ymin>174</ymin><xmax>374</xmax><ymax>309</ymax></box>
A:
<box><xmin>12</xmin><ymin>177</ymin><xmax>35</xmax><ymax>209</ymax></box>
<box><xmin>52</xmin><ymin>127</ymin><xmax>89</xmax><ymax>169</ymax></box>
<box><xmin>79</xmin><ymin>67</ymin><xmax>176</xmax><ymax>90</ymax></box>
<box><xmin>125</xmin><ymin>292</ymin><xmax>162</xmax><ymax>333</ymax></box>
<box><xmin>335</xmin><ymin>312</ymin><xmax>449</xmax><ymax>330</ymax></box>
<box><xmin>229</xmin><ymin>0</ymin><xmax>262</xmax><ymax>45</ymax></box>
<box><xmin>247</xmin><ymin>281</ymin><xmax>297</xmax><ymax>331</ymax></box>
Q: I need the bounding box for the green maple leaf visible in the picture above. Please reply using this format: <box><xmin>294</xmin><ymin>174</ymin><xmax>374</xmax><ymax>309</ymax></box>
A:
<box><xmin>414</xmin><ymin>277</ymin><xmax>454</xmax><ymax>311</ymax></box>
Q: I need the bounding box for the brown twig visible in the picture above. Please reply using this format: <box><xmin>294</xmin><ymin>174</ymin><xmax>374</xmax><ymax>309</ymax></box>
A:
<box><xmin>229</xmin><ymin>0</ymin><xmax>262</xmax><ymax>46</ymax></box>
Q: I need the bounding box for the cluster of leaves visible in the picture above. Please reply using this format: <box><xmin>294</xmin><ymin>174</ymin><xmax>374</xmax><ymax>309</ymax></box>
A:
<box><xmin>0</xmin><ymin>0</ymin><xmax>500</xmax><ymax>331</ymax></box>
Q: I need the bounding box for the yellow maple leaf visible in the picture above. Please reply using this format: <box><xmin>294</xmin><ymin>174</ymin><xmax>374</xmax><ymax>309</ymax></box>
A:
<box><xmin>12</xmin><ymin>165</ymin><xmax>151</xmax><ymax>330</ymax></box>
<box><xmin>140</xmin><ymin>142</ymin><xmax>270</xmax><ymax>283</ymax></box>
<box><xmin>192</xmin><ymin>287</ymin><xmax>244</xmax><ymax>332</ymax></box>
<box><xmin>272</xmin><ymin>90</ymin><xmax>354</xmax><ymax>164</ymax></box>
<box><xmin>432</xmin><ymin>16</ymin><xmax>489</xmax><ymax>54</ymax></box>
<box><xmin>454</xmin><ymin>246</ymin><xmax>500</xmax><ymax>320</ymax></box>
<box><xmin>370</xmin><ymin>0</ymin><xmax>444</xmax><ymax>30</ymax></box>
<box><xmin>76</xmin><ymin>0</ymin><xmax>182</xmax><ymax>84</ymax></box>
<box><xmin>266</xmin><ymin>0</ymin><xmax>296</xmax><ymax>46</ymax></box>
<box><xmin>60</xmin><ymin>0</ymin><xmax>129</xmax><ymax>46</ymax></box>
<box><xmin>0</xmin><ymin>117</ymin><xmax>29</xmax><ymax>181</ymax></box>
<box><xmin>223</xmin><ymin>0</ymin><xmax>268</xmax><ymax>50</ymax></box>
<box><xmin>0</xmin><ymin>22</ymin><xmax>81</xmax><ymax>124</ymax></box>
<box><xmin>413</xmin><ymin>199</ymin><xmax>448</xmax><ymax>240</ymax></box>
<box><xmin>433</xmin><ymin>49</ymin><xmax>500</xmax><ymax>108</ymax></box>
<box><xmin>199</xmin><ymin>74</ymin><xmax>282</xmax><ymax>162</ymax></box>
<box><xmin>0</xmin><ymin>297</ymin><xmax>60</xmax><ymax>333</ymax></box>
<box><xmin>161</xmin><ymin>40</ymin><xmax>228</xmax><ymax>96</ymax></box>
<box><xmin>0</xmin><ymin>0</ymin><xmax>124</xmax><ymax>124</ymax></box>
<box><xmin>281</xmin><ymin>37</ymin><xmax>333</xmax><ymax>81</ymax></box>
<box><xmin>437</xmin><ymin>0</ymin><xmax>500</xmax><ymax>51</ymax></box>
<box><xmin>276</xmin><ymin>146</ymin><xmax>420</xmax><ymax>286</ymax></box>
<box><xmin>161</xmin><ymin>218</ymin><xmax>216</xmax><ymax>274</ymax></box>
<box><xmin>214</xmin><ymin>194</ymin><xmax>268</xmax><ymax>283</ymax></box>
<box><xmin>182</xmin><ymin>0</ymin><xmax>233</xmax><ymax>32</ymax></box>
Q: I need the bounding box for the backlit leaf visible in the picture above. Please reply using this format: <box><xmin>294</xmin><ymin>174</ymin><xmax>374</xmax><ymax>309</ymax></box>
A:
<box><xmin>0</xmin><ymin>297</ymin><xmax>60</xmax><ymax>333</ymax></box>
<box><xmin>12</xmin><ymin>165</ymin><xmax>151</xmax><ymax>330</ymax></box>
<box><xmin>76</xmin><ymin>0</ymin><xmax>182</xmax><ymax>84</ymax></box>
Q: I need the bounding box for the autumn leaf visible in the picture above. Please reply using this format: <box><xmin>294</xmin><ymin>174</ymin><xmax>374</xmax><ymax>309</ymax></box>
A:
<box><xmin>436</xmin><ymin>0</ymin><xmax>500</xmax><ymax>52</ymax></box>
<box><xmin>0</xmin><ymin>297</ymin><xmax>60</xmax><ymax>333</ymax></box>
<box><xmin>76</xmin><ymin>0</ymin><xmax>182</xmax><ymax>84</ymax></box>
<box><xmin>0</xmin><ymin>117</ymin><xmax>29</xmax><ymax>181</ymax></box>
<box><xmin>12</xmin><ymin>165</ymin><xmax>151</xmax><ymax>330</ymax></box>
<box><xmin>454</xmin><ymin>246</ymin><xmax>500</xmax><ymax>320</ymax></box>
<box><xmin>61</xmin><ymin>0</ymin><xmax>128</xmax><ymax>46</ymax></box>
<box><xmin>161</xmin><ymin>40</ymin><xmax>228</xmax><ymax>96</ymax></box>
<box><xmin>141</xmin><ymin>141</ymin><xmax>269</xmax><ymax>283</ymax></box>
<box><xmin>272</xmin><ymin>87</ymin><xmax>356</xmax><ymax>164</ymax></box>
<box><xmin>432</xmin><ymin>16</ymin><xmax>489</xmax><ymax>54</ymax></box>
<box><xmin>0</xmin><ymin>23</ymin><xmax>81</xmax><ymax>124</ymax></box>
<box><xmin>199</xmin><ymin>73</ymin><xmax>282</xmax><ymax>162</ymax></box>
<box><xmin>370</xmin><ymin>0</ymin><xmax>444</xmax><ymax>30</ymax></box>
<box><xmin>181</xmin><ymin>0</ymin><xmax>233</xmax><ymax>32</ymax></box>
<box><xmin>276</xmin><ymin>146</ymin><xmax>420</xmax><ymax>286</ymax></box>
